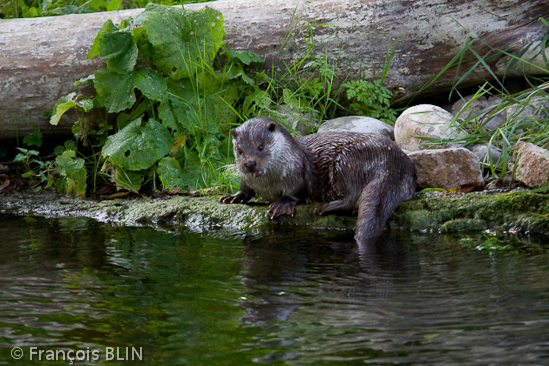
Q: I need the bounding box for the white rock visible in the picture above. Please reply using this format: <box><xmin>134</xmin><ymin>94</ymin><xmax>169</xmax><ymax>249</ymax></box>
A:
<box><xmin>394</xmin><ymin>104</ymin><xmax>467</xmax><ymax>152</ymax></box>
<box><xmin>318</xmin><ymin>116</ymin><xmax>394</xmax><ymax>139</ymax></box>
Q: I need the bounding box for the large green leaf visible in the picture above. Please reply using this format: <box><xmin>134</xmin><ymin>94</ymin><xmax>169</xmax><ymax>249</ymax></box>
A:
<box><xmin>159</xmin><ymin>75</ymin><xmax>237</xmax><ymax>136</ymax></box>
<box><xmin>224</xmin><ymin>63</ymin><xmax>255</xmax><ymax>85</ymax></box>
<box><xmin>157</xmin><ymin>157</ymin><xmax>186</xmax><ymax>190</ymax></box>
<box><xmin>102</xmin><ymin>32</ymin><xmax>138</xmax><ymax>74</ymax></box>
<box><xmin>106</xmin><ymin>0</ymin><xmax>121</xmax><ymax>11</ymax></box>
<box><xmin>87</xmin><ymin>20</ymin><xmax>118</xmax><ymax>59</ymax></box>
<box><xmin>87</xmin><ymin>0</ymin><xmax>106</xmax><ymax>10</ymax></box>
<box><xmin>197</xmin><ymin>71</ymin><xmax>239</xmax><ymax>129</ymax></box>
<box><xmin>94</xmin><ymin>67</ymin><xmax>167</xmax><ymax>113</ymax></box>
<box><xmin>133</xmin><ymin>68</ymin><xmax>167</xmax><ymax>102</ymax></box>
<box><xmin>159</xmin><ymin>78</ymin><xmax>199</xmax><ymax>135</ymax></box>
<box><xmin>50</xmin><ymin>92</ymin><xmax>77</xmax><ymax>126</ymax></box>
<box><xmin>94</xmin><ymin>68</ymin><xmax>136</xmax><ymax>113</ymax></box>
<box><xmin>87</xmin><ymin>19</ymin><xmax>137</xmax><ymax>74</ymax></box>
<box><xmin>141</xmin><ymin>4</ymin><xmax>224</xmax><ymax>79</ymax></box>
<box><xmin>158</xmin><ymin>99</ymin><xmax>181</xmax><ymax>133</ymax></box>
<box><xmin>101</xmin><ymin>118</ymin><xmax>172</xmax><ymax>171</ymax></box>
<box><xmin>50</xmin><ymin>92</ymin><xmax>93</xmax><ymax>126</ymax></box>
<box><xmin>113</xmin><ymin>167</ymin><xmax>144</xmax><ymax>192</ymax></box>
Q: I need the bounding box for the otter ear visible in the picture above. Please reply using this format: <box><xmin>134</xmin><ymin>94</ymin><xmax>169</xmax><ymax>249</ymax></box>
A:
<box><xmin>231</xmin><ymin>128</ymin><xmax>238</xmax><ymax>138</ymax></box>
<box><xmin>267</xmin><ymin>121</ymin><xmax>277</xmax><ymax>132</ymax></box>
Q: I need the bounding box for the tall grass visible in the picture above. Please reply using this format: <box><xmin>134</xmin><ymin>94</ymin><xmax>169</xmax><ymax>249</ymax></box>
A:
<box><xmin>257</xmin><ymin>11</ymin><xmax>400</xmax><ymax>134</ymax></box>
<box><xmin>255</xmin><ymin>11</ymin><xmax>348</xmax><ymax>134</ymax></box>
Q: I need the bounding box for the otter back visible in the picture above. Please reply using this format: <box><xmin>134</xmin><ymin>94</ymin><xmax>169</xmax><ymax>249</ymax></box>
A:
<box><xmin>298</xmin><ymin>131</ymin><xmax>416</xmax><ymax>240</ymax></box>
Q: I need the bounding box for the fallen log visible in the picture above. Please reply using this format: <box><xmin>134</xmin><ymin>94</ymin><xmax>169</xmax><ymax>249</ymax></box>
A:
<box><xmin>1</xmin><ymin>0</ymin><xmax>549</xmax><ymax>139</ymax></box>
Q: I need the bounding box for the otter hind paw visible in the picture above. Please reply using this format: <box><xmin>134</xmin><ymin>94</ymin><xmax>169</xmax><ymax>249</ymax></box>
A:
<box><xmin>315</xmin><ymin>199</ymin><xmax>355</xmax><ymax>216</ymax></box>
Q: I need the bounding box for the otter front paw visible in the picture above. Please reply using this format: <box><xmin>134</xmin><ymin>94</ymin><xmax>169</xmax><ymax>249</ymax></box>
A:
<box><xmin>268</xmin><ymin>196</ymin><xmax>298</xmax><ymax>219</ymax></box>
<box><xmin>219</xmin><ymin>190</ymin><xmax>251</xmax><ymax>204</ymax></box>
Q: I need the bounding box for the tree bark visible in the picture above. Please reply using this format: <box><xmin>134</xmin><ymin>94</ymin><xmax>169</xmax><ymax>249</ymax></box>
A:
<box><xmin>1</xmin><ymin>0</ymin><xmax>548</xmax><ymax>139</ymax></box>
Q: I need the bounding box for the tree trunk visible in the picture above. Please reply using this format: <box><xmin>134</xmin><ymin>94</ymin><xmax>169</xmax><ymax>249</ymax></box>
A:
<box><xmin>1</xmin><ymin>0</ymin><xmax>548</xmax><ymax>140</ymax></box>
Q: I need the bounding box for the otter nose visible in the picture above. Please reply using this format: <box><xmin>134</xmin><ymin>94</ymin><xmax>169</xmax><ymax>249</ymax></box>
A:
<box><xmin>244</xmin><ymin>161</ymin><xmax>257</xmax><ymax>172</ymax></box>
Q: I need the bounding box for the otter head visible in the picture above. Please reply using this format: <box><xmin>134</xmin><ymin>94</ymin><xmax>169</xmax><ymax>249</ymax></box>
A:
<box><xmin>231</xmin><ymin>118</ymin><xmax>286</xmax><ymax>178</ymax></box>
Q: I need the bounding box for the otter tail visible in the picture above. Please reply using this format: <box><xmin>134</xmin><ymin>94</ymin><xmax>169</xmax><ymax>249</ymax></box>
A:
<box><xmin>354</xmin><ymin>175</ymin><xmax>401</xmax><ymax>243</ymax></box>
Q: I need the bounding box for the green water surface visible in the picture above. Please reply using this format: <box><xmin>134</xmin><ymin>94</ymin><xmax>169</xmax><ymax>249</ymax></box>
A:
<box><xmin>0</xmin><ymin>215</ymin><xmax>548</xmax><ymax>365</ymax></box>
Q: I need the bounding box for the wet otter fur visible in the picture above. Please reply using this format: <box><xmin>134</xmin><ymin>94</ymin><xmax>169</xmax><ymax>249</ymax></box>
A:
<box><xmin>219</xmin><ymin>117</ymin><xmax>416</xmax><ymax>241</ymax></box>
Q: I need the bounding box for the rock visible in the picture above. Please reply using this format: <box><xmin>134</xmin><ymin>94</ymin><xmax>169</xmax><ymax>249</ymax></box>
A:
<box><xmin>451</xmin><ymin>95</ymin><xmax>504</xmax><ymax>130</ymax></box>
<box><xmin>505</xmin><ymin>95</ymin><xmax>549</xmax><ymax>125</ymax></box>
<box><xmin>318</xmin><ymin>116</ymin><xmax>394</xmax><ymax>139</ymax></box>
<box><xmin>394</xmin><ymin>104</ymin><xmax>467</xmax><ymax>152</ymax></box>
<box><xmin>513</xmin><ymin>141</ymin><xmax>549</xmax><ymax>189</ymax></box>
<box><xmin>466</xmin><ymin>143</ymin><xmax>508</xmax><ymax>167</ymax></box>
<box><xmin>391</xmin><ymin>190</ymin><xmax>549</xmax><ymax>236</ymax></box>
<box><xmin>408</xmin><ymin>147</ymin><xmax>484</xmax><ymax>190</ymax></box>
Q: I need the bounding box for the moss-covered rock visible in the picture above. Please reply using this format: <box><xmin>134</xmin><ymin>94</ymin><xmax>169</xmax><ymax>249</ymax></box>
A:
<box><xmin>391</xmin><ymin>190</ymin><xmax>549</xmax><ymax>235</ymax></box>
<box><xmin>0</xmin><ymin>190</ymin><xmax>548</xmax><ymax>236</ymax></box>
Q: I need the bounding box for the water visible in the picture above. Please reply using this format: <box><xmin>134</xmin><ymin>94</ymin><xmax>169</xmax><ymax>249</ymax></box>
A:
<box><xmin>0</xmin><ymin>215</ymin><xmax>548</xmax><ymax>365</ymax></box>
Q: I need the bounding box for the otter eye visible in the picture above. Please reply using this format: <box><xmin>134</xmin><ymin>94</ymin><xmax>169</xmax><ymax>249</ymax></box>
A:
<box><xmin>258</xmin><ymin>145</ymin><xmax>264</xmax><ymax>152</ymax></box>
<box><xmin>237</xmin><ymin>149</ymin><xmax>243</xmax><ymax>155</ymax></box>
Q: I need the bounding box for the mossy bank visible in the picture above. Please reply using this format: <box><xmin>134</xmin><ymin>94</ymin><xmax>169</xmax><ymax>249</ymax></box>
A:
<box><xmin>393</xmin><ymin>191</ymin><xmax>549</xmax><ymax>236</ymax></box>
<box><xmin>0</xmin><ymin>190</ymin><xmax>548</xmax><ymax>237</ymax></box>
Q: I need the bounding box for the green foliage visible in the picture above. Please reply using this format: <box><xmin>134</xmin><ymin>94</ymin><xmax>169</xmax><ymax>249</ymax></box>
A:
<box><xmin>341</xmin><ymin>35</ymin><xmax>399</xmax><ymax>125</ymax></box>
<box><xmin>49</xmin><ymin>4</ymin><xmax>263</xmax><ymax>195</ymax></box>
<box><xmin>13</xmin><ymin>147</ymin><xmax>55</xmax><ymax>189</ymax></box>
<box><xmin>22</xmin><ymin>128</ymin><xmax>43</xmax><ymax>148</ymax></box>
<box><xmin>55</xmin><ymin>150</ymin><xmax>87</xmax><ymax>197</ymax></box>
<box><xmin>14</xmin><ymin>147</ymin><xmax>41</xmax><ymax>179</ymax></box>
<box><xmin>50</xmin><ymin>92</ymin><xmax>93</xmax><ymax>125</ymax></box>
<box><xmin>261</xmin><ymin>16</ymin><xmax>398</xmax><ymax>133</ymax></box>
<box><xmin>139</xmin><ymin>3</ymin><xmax>224</xmax><ymax>79</ymax></box>
<box><xmin>0</xmin><ymin>0</ymin><xmax>206</xmax><ymax>19</ymax></box>
<box><xmin>54</xmin><ymin>140</ymin><xmax>78</xmax><ymax>156</ymax></box>
<box><xmin>112</xmin><ymin>167</ymin><xmax>146</xmax><ymax>192</ymax></box>
<box><xmin>343</xmin><ymin>79</ymin><xmax>397</xmax><ymax>124</ymax></box>
<box><xmin>260</xmin><ymin>33</ymin><xmax>346</xmax><ymax>133</ymax></box>
<box><xmin>91</xmin><ymin>20</ymin><xmax>139</xmax><ymax>74</ymax></box>
<box><xmin>13</xmin><ymin>144</ymin><xmax>87</xmax><ymax>195</ymax></box>
<box><xmin>38</xmin><ymin>4</ymin><xmax>399</xmax><ymax>197</ymax></box>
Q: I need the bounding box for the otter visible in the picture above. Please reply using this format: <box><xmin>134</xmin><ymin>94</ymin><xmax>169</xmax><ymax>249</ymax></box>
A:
<box><xmin>219</xmin><ymin>117</ymin><xmax>416</xmax><ymax>241</ymax></box>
